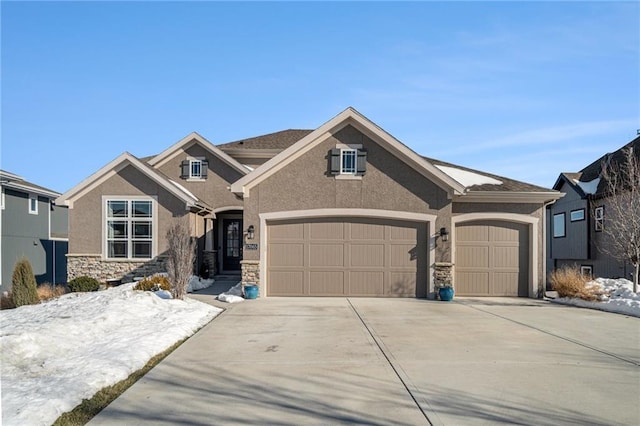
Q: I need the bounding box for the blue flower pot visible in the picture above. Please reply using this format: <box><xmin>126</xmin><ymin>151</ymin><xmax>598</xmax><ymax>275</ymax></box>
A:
<box><xmin>439</xmin><ymin>287</ymin><xmax>454</xmax><ymax>301</ymax></box>
<box><xmin>244</xmin><ymin>285</ymin><xmax>259</xmax><ymax>299</ymax></box>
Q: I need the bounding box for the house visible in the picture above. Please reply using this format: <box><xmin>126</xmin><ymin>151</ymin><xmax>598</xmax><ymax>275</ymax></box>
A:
<box><xmin>547</xmin><ymin>135</ymin><xmax>640</xmax><ymax>280</ymax></box>
<box><xmin>1</xmin><ymin>170</ymin><xmax>68</xmax><ymax>292</ymax></box>
<box><xmin>57</xmin><ymin>108</ymin><xmax>562</xmax><ymax>298</ymax></box>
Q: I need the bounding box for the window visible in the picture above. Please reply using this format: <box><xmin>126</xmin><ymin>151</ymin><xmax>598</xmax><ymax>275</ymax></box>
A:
<box><xmin>570</xmin><ymin>209</ymin><xmax>585</xmax><ymax>222</ymax></box>
<box><xmin>106</xmin><ymin>199</ymin><xmax>153</xmax><ymax>259</ymax></box>
<box><xmin>553</xmin><ymin>213</ymin><xmax>565</xmax><ymax>238</ymax></box>
<box><xmin>340</xmin><ymin>149</ymin><xmax>357</xmax><ymax>174</ymax></box>
<box><xmin>580</xmin><ymin>265</ymin><xmax>593</xmax><ymax>278</ymax></box>
<box><xmin>181</xmin><ymin>158</ymin><xmax>208</xmax><ymax>180</ymax></box>
<box><xmin>594</xmin><ymin>206</ymin><xmax>604</xmax><ymax>232</ymax></box>
<box><xmin>1</xmin><ymin>189</ymin><xmax>4</xmax><ymax>210</ymax></box>
<box><xmin>28</xmin><ymin>195</ymin><xmax>38</xmax><ymax>215</ymax></box>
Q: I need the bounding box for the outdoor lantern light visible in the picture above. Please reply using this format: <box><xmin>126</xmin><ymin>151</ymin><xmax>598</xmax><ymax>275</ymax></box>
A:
<box><xmin>439</xmin><ymin>227</ymin><xmax>449</xmax><ymax>242</ymax></box>
<box><xmin>247</xmin><ymin>225</ymin><xmax>255</xmax><ymax>240</ymax></box>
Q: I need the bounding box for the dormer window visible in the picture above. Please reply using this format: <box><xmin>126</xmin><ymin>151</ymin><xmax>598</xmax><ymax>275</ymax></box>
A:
<box><xmin>181</xmin><ymin>158</ymin><xmax>208</xmax><ymax>180</ymax></box>
<box><xmin>329</xmin><ymin>146</ymin><xmax>367</xmax><ymax>177</ymax></box>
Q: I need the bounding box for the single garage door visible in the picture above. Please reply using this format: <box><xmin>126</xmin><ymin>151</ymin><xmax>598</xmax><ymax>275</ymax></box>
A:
<box><xmin>455</xmin><ymin>220</ymin><xmax>529</xmax><ymax>296</ymax></box>
<box><xmin>267</xmin><ymin>217</ymin><xmax>427</xmax><ymax>297</ymax></box>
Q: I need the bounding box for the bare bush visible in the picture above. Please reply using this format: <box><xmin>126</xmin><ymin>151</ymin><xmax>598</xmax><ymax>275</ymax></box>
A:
<box><xmin>597</xmin><ymin>145</ymin><xmax>640</xmax><ymax>292</ymax></box>
<box><xmin>550</xmin><ymin>266</ymin><xmax>599</xmax><ymax>301</ymax></box>
<box><xmin>37</xmin><ymin>283</ymin><xmax>67</xmax><ymax>302</ymax></box>
<box><xmin>166</xmin><ymin>217</ymin><xmax>196</xmax><ymax>300</ymax></box>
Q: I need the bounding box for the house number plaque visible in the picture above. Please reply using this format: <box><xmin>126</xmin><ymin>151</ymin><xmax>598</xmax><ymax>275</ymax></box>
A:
<box><xmin>245</xmin><ymin>243</ymin><xmax>258</xmax><ymax>250</ymax></box>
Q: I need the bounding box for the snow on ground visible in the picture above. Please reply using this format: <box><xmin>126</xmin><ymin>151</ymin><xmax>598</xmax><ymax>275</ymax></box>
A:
<box><xmin>0</xmin><ymin>284</ymin><xmax>221</xmax><ymax>426</ymax></box>
<box><xmin>435</xmin><ymin>164</ymin><xmax>503</xmax><ymax>187</ymax></box>
<box><xmin>188</xmin><ymin>275</ymin><xmax>215</xmax><ymax>292</ymax></box>
<box><xmin>551</xmin><ymin>278</ymin><xmax>640</xmax><ymax>317</ymax></box>
<box><xmin>217</xmin><ymin>282</ymin><xmax>245</xmax><ymax>303</ymax></box>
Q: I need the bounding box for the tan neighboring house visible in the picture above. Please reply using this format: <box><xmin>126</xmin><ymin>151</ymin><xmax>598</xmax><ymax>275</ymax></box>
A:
<box><xmin>57</xmin><ymin>108</ymin><xmax>562</xmax><ymax>298</ymax></box>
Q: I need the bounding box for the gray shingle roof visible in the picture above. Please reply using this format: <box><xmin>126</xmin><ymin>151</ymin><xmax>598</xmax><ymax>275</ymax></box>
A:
<box><xmin>217</xmin><ymin>129</ymin><xmax>313</xmax><ymax>151</ymax></box>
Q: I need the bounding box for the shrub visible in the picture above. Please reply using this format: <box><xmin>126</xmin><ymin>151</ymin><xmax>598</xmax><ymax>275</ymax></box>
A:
<box><xmin>1</xmin><ymin>292</ymin><xmax>16</xmax><ymax>310</ymax></box>
<box><xmin>68</xmin><ymin>276</ymin><xmax>101</xmax><ymax>293</ymax></box>
<box><xmin>134</xmin><ymin>275</ymin><xmax>171</xmax><ymax>292</ymax></box>
<box><xmin>550</xmin><ymin>266</ymin><xmax>599</xmax><ymax>301</ymax></box>
<box><xmin>12</xmin><ymin>258</ymin><xmax>39</xmax><ymax>307</ymax></box>
<box><xmin>37</xmin><ymin>283</ymin><xmax>67</xmax><ymax>301</ymax></box>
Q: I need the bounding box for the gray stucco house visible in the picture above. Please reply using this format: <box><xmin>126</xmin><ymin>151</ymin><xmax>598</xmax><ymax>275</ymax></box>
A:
<box><xmin>57</xmin><ymin>108</ymin><xmax>561</xmax><ymax>298</ymax></box>
<box><xmin>547</xmin><ymin>135</ymin><xmax>640</xmax><ymax>280</ymax></box>
<box><xmin>1</xmin><ymin>170</ymin><xmax>68</xmax><ymax>292</ymax></box>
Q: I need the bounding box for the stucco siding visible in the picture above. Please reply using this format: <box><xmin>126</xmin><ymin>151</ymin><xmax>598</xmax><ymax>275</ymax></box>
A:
<box><xmin>69</xmin><ymin>165</ymin><xmax>188</xmax><ymax>255</ymax></box>
<box><xmin>155</xmin><ymin>143</ymin><xmax>244</xmax><ymax>209</ymax></box>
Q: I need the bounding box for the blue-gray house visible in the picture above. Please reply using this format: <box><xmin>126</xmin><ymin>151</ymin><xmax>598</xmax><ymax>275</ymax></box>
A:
<box><xmin>1</xmin><ymin>170</ymin><xmax>68</xmax><ymax>293</ymax></box>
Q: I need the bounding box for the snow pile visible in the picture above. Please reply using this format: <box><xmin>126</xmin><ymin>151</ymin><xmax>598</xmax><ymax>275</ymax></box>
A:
<box><xmin>435</xmin><ymin>165</ymin><xmax>503</xmax><ymax>187</ymax></box>
<box><xmin>0</xmin><ymin>284</ymin><xmax>221</xmax><ymax>426</ymax></box>
<box><xmin>217</xmin><ymin>282</ymin><xmax>245</xmax><ymax>303</ymax></box>
<box><xmin>553</xmin><ymin>278</ymin><xmax>640</xmax><ymax>317</ymax></box>
<box><xmin>187</xmin><ymin>275</ymin><xmax>215</xmax><ymax>292</ymax></box>
<box><xmin>573</xmin><ymin>177</ymin><xmax>600</xmax><ymax>195</ymax></box>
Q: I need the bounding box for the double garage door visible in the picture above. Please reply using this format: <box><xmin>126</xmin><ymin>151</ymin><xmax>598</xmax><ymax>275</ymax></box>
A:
<box><xmin>455</xmin><ymin>220</ymin><xmax>529</xmax><ymax>296</ymax></box>
<box><xmin>267</xmin><ymin>217</ymin><xmax>427</xmax><ymax>297</ymax></box>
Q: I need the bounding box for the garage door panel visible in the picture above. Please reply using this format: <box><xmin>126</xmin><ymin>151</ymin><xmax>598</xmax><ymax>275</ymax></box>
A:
<box><xmin>350</xmin><ymin>271</ymin><xmax>384</xmax><ymax>295</ymax></box>
<box><xmin>310</xmin><ymin>271</ymin><xmax>344</xmax><ymax>295</ymax></box>
<box><xmin>494</xmin><ymin>246</ymin><xmax>520</xmax><ymax>268</ymax></box>
<box><xmin>269</xmin><ymin>243</ymin><xmax>304</xmax><ymax>267</ymax></box>
<box><xmin>309</xmin><ymin>244</ymin><xmax>344</xmax><ymax>267</ymax></box>
<box><xmin>457</xmin><ymin>271</ymin><xmax>490</xmax><ymax>294</ymax></box>
<box><xmin>457</xmin><ymin>225</ymin><xmax>489</xmax><ymax>242</ymax></box>
<box><xmin>310</xmin><ymin>222</ymin><xmax>344</xmax><ymax>240</ymax></box>
<box><xmin>351</xmin><ymin>223</ymin><xmax>384</xmax><ymax>240</ymax></box>
<box><xmin>493</xmin><ymin>225</ymin><xmax>521</xmax><ymax>242</ymax></box>
<box><xmin>457</xmin><ymin>246</ymin><xmax>489</xmax><ymax>268</ymax></box>
<box><xmin>267</xmin><ymin>218</ymin><xmax>425</xmax><ymax>297</ymax></box>
<box><xmin>493</xmin><ymin>273</ymin><xmax>520</xmax><ymax>295</ymax></box>
<box><xmin>389</xmin><ymin>272</ymin><xmax>417</xmax><ymax>295</ymax></box>
<box><xmin>269</xmin><ymin>271</ymin><xmax>305</xmax><ymax>295</ymax></box>
<box><xmin>351</xmin><ymin>244</ymin><xmax>384</xmax><ymax>267</ymax></box>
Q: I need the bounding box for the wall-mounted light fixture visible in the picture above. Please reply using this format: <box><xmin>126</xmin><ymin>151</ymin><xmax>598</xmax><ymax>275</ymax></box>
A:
<box><xmin>439</xmin><ymin>227</ymin><xmax>449</xmax><ymax>242</ymax></box>
<box><xmin>247</xmin><ymin>225</ymin><xmax>255</xmax><ymax>240</ymax></box>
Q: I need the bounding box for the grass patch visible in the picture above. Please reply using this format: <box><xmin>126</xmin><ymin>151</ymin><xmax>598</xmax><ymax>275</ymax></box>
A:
<box><xmin>549</xmin><ymin>266</ymin><xmax>601</xmax><ymax>301</ymax></box>
<box><xmin>38</xmin><ymin>283</ymin><xmax>67</xmax><ymax>302</ymax></box>
<box><xmin>53</xmin><ymin>337</ymin><xmax>187</xmax><ymax>426</ymax></box>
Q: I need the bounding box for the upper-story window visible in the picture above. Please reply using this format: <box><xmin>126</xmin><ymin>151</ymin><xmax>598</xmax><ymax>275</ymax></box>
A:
<box><xmin>553</xmin><ymin>212</ymin><xmax>565</xmax><ymax>238</ymax></box>
<box><xmin>594</xmin><ymin>206</ymin><xmax>604</xmax><ymax>232</ymax></box>
<box><xmin>106</xmin><ymin>199</ymin><xmax>154</xmax><ymax>259</ymax></box>
<box><xmin>329</xmin><ymin>146</ymin><xmax>367</xmax><ymax>177</ymax></box>
<box><xmin>570</xmin><ymin>209</ymin><xmax>585</xmax><ymax>222</ymax></box>
<box><xmin>181</xmin><ymin>158</ymin><xmax>208</xmax><ymax>180</ymax></box>
<box><xmin>29</xmin><ymin>194</ymin><xmax>38</xmax><ymax>215</ymax></box>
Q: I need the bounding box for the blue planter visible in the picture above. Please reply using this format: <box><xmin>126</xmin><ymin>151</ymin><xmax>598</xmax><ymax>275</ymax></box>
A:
<box><xmin>438</xmin><ymin>286</ymin><xmax>454</xmax><ymax>301</ymax></box>
<box><xmin>244</xmin><ymin>285</ymin><xmax>259</xmax><ymax>299</ymax></box>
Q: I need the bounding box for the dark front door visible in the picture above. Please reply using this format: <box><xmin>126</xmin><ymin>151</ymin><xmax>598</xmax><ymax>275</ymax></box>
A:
<box><xmin>223</xmin><ymin>219</ymin><xmax>243</xmax><ymax>271</ymax></box>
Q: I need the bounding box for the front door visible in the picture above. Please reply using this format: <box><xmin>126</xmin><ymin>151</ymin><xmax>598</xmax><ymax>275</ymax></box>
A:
<box><xmin>222</xmin><ymin>219</ymin><xmax>243</xmax><ymax>271</ymax></box>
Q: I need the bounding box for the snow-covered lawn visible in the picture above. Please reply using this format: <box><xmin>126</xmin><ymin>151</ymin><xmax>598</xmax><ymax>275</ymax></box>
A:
<box><xmin>1</xmin><ymin>283</ymin><xmax>222</xmax><ymax>426</ymax></box>
<box><xmin>551</xmin><ymin>277</ymin><xmax>640</xmax><ymax>317</ymax></box>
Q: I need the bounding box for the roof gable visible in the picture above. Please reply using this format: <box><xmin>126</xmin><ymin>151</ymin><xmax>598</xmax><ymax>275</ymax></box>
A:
<box><xmin>230</xmin><ymin>107</ymin><xmax>466</xmax><ymax>196</ymax></box>
<box><xmin>56</xmin><ymin>152</ymin><xmax>199</xmax><ymax>208</ymax></box>
<box><xmin>147</xmin><ymin>132</ymin><xmax>250</xmax><ymax>175</ymax></box>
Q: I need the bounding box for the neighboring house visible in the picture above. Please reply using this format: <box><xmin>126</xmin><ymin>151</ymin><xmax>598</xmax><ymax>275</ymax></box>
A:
<box><xmin>547</xmin><ymin>135</ymin><xmax>640</xmax><ymax>281</ymax></box>
<box><xmin>57</xmin><ymin>108</ymin><xmax>562</xmax><ymax>298</ymax></box>
<box><xmin>1</xmin><ymin>170</ymin><xmax>68</xmax><ymax>292</ymax></box>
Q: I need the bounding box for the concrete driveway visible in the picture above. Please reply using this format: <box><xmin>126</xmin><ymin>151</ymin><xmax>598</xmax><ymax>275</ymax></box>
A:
<box><xmin>90</xmin><ymin>297</ymin><xmax>639</xmax><ymax>425</ymax></box>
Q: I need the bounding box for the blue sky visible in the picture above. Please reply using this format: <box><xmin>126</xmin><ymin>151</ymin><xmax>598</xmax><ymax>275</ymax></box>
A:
<box><xmin>2</xmin><ymin>1</ymin><xmax>638</xmax><ymax>192</ymax></box>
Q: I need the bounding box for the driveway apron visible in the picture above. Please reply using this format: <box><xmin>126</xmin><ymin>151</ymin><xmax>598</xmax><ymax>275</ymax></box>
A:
<box><xmin>90</xmin><ymin>297</ymin><xmax>640</xmax><ymax>425</ymax></box>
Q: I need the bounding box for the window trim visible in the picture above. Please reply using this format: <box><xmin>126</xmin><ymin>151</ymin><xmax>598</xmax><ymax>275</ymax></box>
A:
<box><xmin>594</xmin><ymin>206</ymin><xmax>604</xmax><ymax>232</ymax></box>
<box><xmin>190</xmin><ymin>159</ymin><xmax>203</xmax><ymax>179</ymax></box>
<box><xmin>103</xmin><ymin>197</ymin><xmax>157</xmax><ymax>260</ymax></box>
<box><xmin>570</xmin><ymin>209</ymin><xmax>585</xmax><ymax>222</ymax></box>
<box><xmin>580</xmin><ymin>265</ymin><xmax>593</xmax><ymax>278</ymax></box>
<box><xmin>28</xmin><ymin>194</ymin><xmax>38</xmax><ymax>215</ymax></box>
<box><xmin>1</xmin><ymin>188</ymin><xmax>4</xmax><ymax>210</ymax></box>
<box><xmin>553</xmin><ymin>212</ymin><xmax>566</xmax><ymax>238</ymax></box>
<box><xmin>340</xmin><ymin>149</ymin><xmax>357</xmax><ymax>175</ymax></box>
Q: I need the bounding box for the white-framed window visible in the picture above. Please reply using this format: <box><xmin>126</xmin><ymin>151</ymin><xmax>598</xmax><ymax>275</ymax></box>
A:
<box><xmin>580</xmin><ymin>265</ymin><xmax>593</xmax><ymax>278</ymax></box>
<box><xmin>594</xmin><ymin>206</ymin><xmax>604</xmax><ymax>232</ymax></box>
<box><xmin>553</xmin><ymin>212</ymin><xmax>565</xmax><ymax>238</ymax></box>
<box><xmin>181</xmin><ymin>157</ymin><xmax>207</xmax><ymax>180</ymax></box>
<box><xmin>190</xmin><ymin>159</ymin><xmax>203</xmax><ymax>179</ymax></box>
<box><xmin>106</xmin><ymin>199</ymin><xmax>154</xmax><ymax>259</ymax></box>
<box><xmin>340</xmin><ymin>149</ymin><xmax>357</xmax><ymax>174</ymax></box>
<box><xmin>570</xmin><ymin>209</ymin><xmax>585</xmax><ymax>222</ymax></box>
<box><xmin>28</xmin><ymin>194</ymin><xmax>38</xmax><ymax>215</ymax></box>
<box><xmin>1</xmin><ymin>188</ymin><xmax>4</xmax><ymax>210</ymax></box>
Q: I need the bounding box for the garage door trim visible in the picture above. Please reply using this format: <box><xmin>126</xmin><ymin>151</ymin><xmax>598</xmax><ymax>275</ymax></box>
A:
<box><xmin>260</xmin><ymin>209</ymin><xmax>437</xmax><ymax>297</ymax></box>
<box><xmin>452</xmin><ymin>213</ymin><xmax>539</xmax><ymax>298</ymax></box>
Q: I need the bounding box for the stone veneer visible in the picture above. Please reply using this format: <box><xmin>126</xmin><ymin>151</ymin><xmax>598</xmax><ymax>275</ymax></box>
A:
<box><xmin>67</xmin><ymin>255</ymin><xmax>167</xmax><ymax>283</ymax></box>
<box><xmin>241</xmin><ymin>260</ymin><xmax>260</xmax><ymax>287</ymax></box>
<box><xmin>433</xmin><ymin>262</ymin><xmax>454</xmax><ymax>299</ymax></box>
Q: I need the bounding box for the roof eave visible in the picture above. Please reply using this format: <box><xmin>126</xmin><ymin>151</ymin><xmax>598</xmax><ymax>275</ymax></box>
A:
<box><xmin>455</xmin><ymin>191</ymin><xmax>565</xmax><ymax>204</ymax></box>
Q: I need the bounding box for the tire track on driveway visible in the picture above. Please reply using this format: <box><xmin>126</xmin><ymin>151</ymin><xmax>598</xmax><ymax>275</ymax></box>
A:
<box><xmin>347</xmin><ymin>298</ymin><xmax>440</xmax><ymax>426</ymax></box>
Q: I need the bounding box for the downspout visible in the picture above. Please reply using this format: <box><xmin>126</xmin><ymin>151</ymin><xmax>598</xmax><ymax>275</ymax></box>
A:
<box><xmin>542</xmin><ymin>199</ymin><xmax>558</xmax><ymax>297</ymax></box>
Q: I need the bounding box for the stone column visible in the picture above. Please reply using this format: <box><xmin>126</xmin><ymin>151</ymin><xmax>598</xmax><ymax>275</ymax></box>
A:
<box><xmin>241</xmin><ymin>260</ymin><xmax>260</xmax><ymax>287</ymax></box>
<box><xmin>434</xmin><ymin>262</ymin><xmax>453</xmax><ymax>300</ymax></box>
